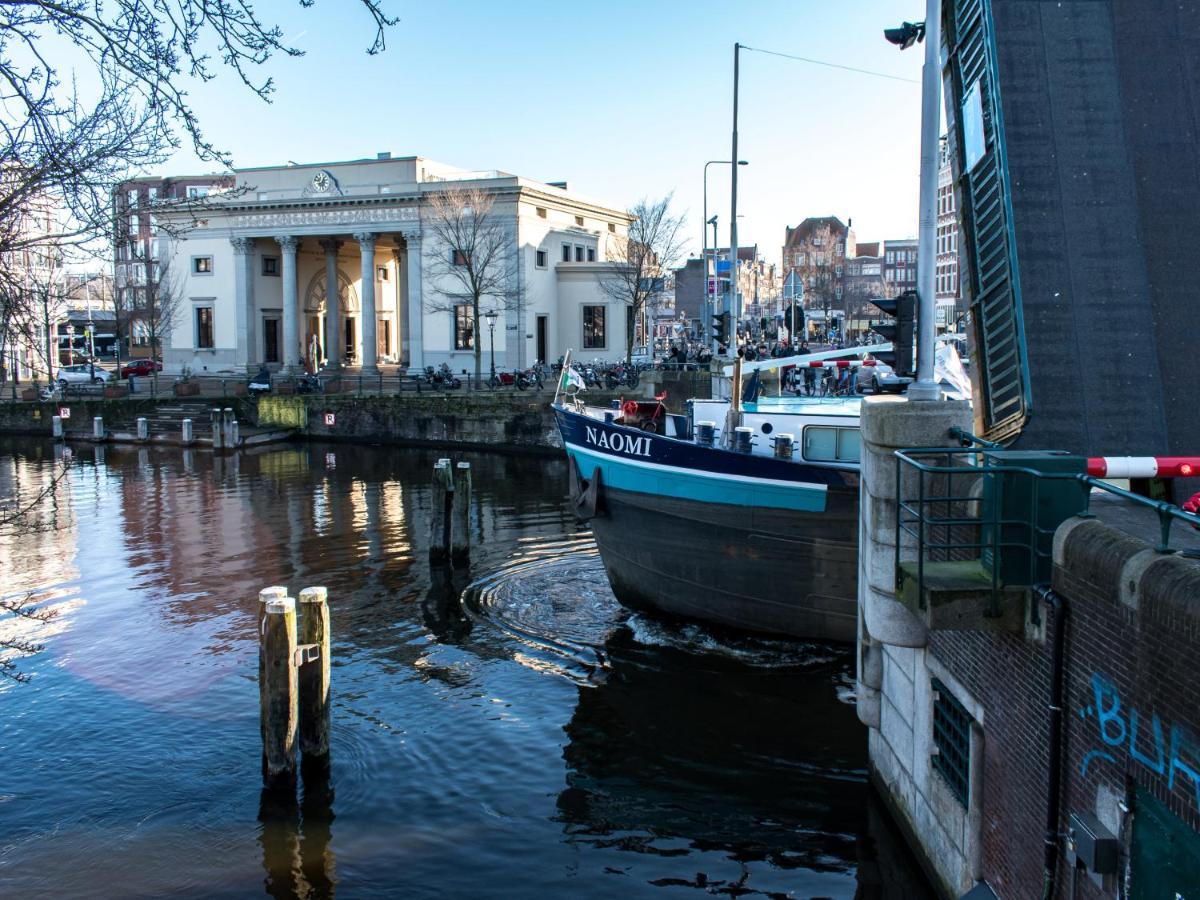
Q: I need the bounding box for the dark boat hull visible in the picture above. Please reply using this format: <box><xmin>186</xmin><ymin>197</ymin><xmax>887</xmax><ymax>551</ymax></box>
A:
<box><xmin>556</xmin><ymin>405</ymin><xmax>858</xmax><ymax>643</ymax></box>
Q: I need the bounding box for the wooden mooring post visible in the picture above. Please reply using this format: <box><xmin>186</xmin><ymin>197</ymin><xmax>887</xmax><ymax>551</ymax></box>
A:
<box><xmin>260</xmin><ymin>595</ymin><xmax>298</xmax><ymax>783</ymax></box>
<box><xmin>451</xmin><ymin>461</ymin><xmax>472</xmax><ymax>562</ymax></box>
<box><xmin>429</xmin><ymin>459</ymin><xmax>453</xmax><ymax>561</ymax></box>
<box><xmin>297</xmin><ymin>587</ymin><xmax>331</xmax><ymax>757</ymax></box>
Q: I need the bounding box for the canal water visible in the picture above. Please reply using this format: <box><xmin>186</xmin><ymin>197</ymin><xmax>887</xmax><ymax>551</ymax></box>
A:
<box><xmin>0</xmin><ymin>440</ymin><xmax>932</xmax><ymax>898</ymax></box>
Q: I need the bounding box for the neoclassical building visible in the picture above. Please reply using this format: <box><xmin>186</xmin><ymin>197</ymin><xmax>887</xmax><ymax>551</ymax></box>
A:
<box><xmin>127</xmin><ymin>155</ymin><xmax>636</xmax><ymax>374</ymax></box>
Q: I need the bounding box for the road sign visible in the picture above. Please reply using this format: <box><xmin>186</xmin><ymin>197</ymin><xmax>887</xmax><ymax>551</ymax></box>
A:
<box><xmin>323</xmin><ymin>412</ymin><xmax>335</xmax><ymax>426</ymax></box>
<box><xmin>58</xmin><ymin>407</ymin><xmax>70</xmax><ymax>419</ymax></box>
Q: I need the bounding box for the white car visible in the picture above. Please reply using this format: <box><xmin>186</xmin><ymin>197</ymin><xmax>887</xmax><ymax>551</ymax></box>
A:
<box><xmin>57</xmin><ymin>363</ymin><xmax>112</xmax><ymax>385</ymax></box>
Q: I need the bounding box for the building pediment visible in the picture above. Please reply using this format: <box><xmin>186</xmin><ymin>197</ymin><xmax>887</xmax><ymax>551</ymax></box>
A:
<box><xmin>301</xmin><ymin>169</ymin><xmax>343</xmax><ymax>198</ymax></box>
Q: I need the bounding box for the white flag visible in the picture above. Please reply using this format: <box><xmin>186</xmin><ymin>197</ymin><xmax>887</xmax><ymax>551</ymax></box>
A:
<box><xmin>560</xmin><ymin>366</ymin><xmax>586</xmax><ymax>392</ymax></box>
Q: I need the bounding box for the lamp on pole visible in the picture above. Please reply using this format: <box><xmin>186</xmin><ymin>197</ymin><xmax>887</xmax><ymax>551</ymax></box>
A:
<box><xmin>884</xmin><ymin>1</ymin><xmax>940</xmax><ymax>400</ymax></box>
<box><xmin>66</xmin><ymin>324</ymin><xmax>74</xmax><ymax>366</ymax></box>
<box><xmin>484</xmin><ymin>309</ymin><xmax>498</xmax><ymax>387</ymax></box>
<box><xmin>703</xmin><ymin>160</ymin><xmax>747</xmax><ymax>349</ymax></box>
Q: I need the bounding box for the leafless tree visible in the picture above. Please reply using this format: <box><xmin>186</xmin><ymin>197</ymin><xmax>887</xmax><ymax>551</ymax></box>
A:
<box><xmin>423</xmin><ymin>187</ymin><xmax>517</xmax><ymax>387</ymax></box>
<box><xmin>602</xmin><ymin>195</ymin><xmax>685</xmax><ymax>363</ymax></box>
<box><xmin>139</xmin><ymin>257</ymin><xmax>184</xmax><ymax>390</ymax></box>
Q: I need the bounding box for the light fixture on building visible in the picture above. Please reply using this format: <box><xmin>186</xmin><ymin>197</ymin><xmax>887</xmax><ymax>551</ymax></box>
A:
<box><xmin>883</xmin><ymin>21</ymin><xmax>925</xmax><ymax>50</ymax></box>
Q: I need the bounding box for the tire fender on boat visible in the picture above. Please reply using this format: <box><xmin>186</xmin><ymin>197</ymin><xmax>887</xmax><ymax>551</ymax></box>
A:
<box><xmin>568</xmin><ymin>456</ymin><xmax>604</xmax><ymax>522</ymax></box>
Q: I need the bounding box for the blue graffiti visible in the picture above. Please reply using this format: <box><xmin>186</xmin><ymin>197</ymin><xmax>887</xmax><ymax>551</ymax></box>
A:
<box><xmin>1080</xmin><ymin>673</ymin><xmax>1200</xmax><ymax>808</ymax></box>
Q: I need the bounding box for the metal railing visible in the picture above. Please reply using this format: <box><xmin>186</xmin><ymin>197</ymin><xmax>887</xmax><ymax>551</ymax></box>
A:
<box><xmin>895</xmin><ymin>442</ymin><xmax>1200</xmax><ymax>618</ymax></box>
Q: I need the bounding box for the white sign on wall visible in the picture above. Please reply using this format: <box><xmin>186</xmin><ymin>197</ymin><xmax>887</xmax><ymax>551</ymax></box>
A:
<box><xmin>324</xmin><ymin>412</ymin><xmax>335</xmax><ymax>426</ymax></box>
<box><xmin>58</xmin><ymin>407</ymin><xmax>71</xmax><ymax>419</ymax></box>
<box><xmin>963</xmin><ymin>80</ymin><xmax>987</xmax><ymax>171</ymax></box>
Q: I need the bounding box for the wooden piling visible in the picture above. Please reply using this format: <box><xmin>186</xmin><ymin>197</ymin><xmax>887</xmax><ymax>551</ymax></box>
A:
<box><xmin>429</xmin><ymin>459</ymin><xmax>453</xmax><ymax>561</ymax></box>
<box><xmin>260</xmin><ymin>595</ymin><xmax>298</xmax><ymax>782</ymax></box>
<box><xmin>211</xmin><ymin>408</ymin><xmax>224</xmax><ymax>451</ymax></box>
<box><xmin>297</xmin><ymin>587</ymin><xmax>331</xmax><ymax>757</ymax></box>
<box><xmin>451</xmin><ymin>461</ymin><xmax>472</xmax><ymax>562</ymax></box>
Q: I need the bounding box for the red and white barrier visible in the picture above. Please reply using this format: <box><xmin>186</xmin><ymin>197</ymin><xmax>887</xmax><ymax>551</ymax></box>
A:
<box><xmin>1087</xmin><ymin>457</ymin><xmax>1200</xmax><ymax>479</ymax></box>
<box><xmin>797</xmin><ymin>359</ymin><xmax>878</xmax><ymax>368</ymax></box>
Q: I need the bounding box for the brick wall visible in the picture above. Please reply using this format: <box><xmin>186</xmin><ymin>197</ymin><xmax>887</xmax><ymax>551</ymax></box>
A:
<box><xmin>922</xmin><ymin>517</ymin><xmax>1200</xmax><ymax>898</ymax></box>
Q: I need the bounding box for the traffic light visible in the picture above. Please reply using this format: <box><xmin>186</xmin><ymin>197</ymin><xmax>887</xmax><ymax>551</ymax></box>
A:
<box><xmin>712</xmin><ymin>312</ymin><xmax>731</xmax><ymax>345</ymax></box>
<box><xmin>869</xmin><ymin>290</ymin><xmax>916</xmax><ymax>376</ymax></box>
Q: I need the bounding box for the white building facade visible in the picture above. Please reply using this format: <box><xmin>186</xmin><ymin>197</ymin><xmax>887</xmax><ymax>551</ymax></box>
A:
<box><xmin>153</xmin><ymin>155</ymin><xmax>635</xmax><ymax>375</ymax></box>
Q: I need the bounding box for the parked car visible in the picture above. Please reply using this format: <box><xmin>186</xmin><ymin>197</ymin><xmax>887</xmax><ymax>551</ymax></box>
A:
<box><xmin>857</xmin><ymin>360</ymin><xmax>912</xmax><ymax>394</ymax></box>
<box><xmin>57</xmin><ymin>363</ymin><xmax>112</xmax><ymax>385</ymax></box>
<box><xmin>120</xmin><ymin>359</ymin><xmax>162</xmax><ymax>378</ymax></box>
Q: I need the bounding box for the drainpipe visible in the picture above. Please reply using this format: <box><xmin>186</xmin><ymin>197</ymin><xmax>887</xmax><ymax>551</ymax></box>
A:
<box><xmin>1034</xmin><ymin>584</ymin><xmax>1068</xmax><ymax>900</ymax></box>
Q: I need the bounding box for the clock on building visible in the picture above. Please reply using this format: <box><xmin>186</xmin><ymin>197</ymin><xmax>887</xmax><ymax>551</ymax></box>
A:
<box><xmin>303</xmin><ymin>169</ymin><xmax>341</xmax><ymax>197</ymax></box>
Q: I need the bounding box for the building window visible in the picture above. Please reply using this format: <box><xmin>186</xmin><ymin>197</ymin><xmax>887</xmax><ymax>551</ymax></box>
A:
<box><xmin>193</xmin><ymin>256</ymin><xmax>213</xmax><ymax>274</ymax></box>
<box><xmin>262</xmin><ymin>257</ymin><xmax>279</xmax><ymax>276</ymax></box>
<box><xmin>128</xmin><ymin>214</ymin><xmax>139</xmax><ymax>234</ymax></box>
<box><xmin>127</xmin><ymin>189</ymin><xmax>138</xmax><ymax>208</ymax></box>
<box><xmin>452</xmin><ymin>249</ymin><xmax>469</xmax><ymax>266</ymax></box>
<box><xmin>195</xmin><ymin>306</ymin><xmax>214</xmax><ymax>349</ymax></box>
<box><xmin>148</xmin><ymin>187</ymin><xmax>157</xmax><ymax>202</ymax></box>
<box><xmin>535</xmin><ymin>249</ymin><xmax>547</xmax><ymax>268</ymax></box>
<box><xmin>587</xmin><ymin>247</ymin><xmax>596</xmax><ymax>262</ymax></box>
<box><xmin>608</xmin><ymin>223</ymin><xmax>616</xmax><ymax>233</ymax></box>
<box><xmin>536</xmin><ymin>207</ymin><xmax>547</xmax><ymax>218</ymax></box>
<box><xmin>377</xmin><ymin>266</ymin><xmax>389</xmax><ymax>281</ymax></box>
<box><xmin>187</xmin><ymin>185</ymin><xmax>209</xmax><ymax>199</ymax></box>
<box><xmin>931</xmin><ymin>678</ymin><xmax>973</xmax><ymax>805</ymax></box>
<box><xmin>575</xmin><ymin>215</ymin><xmax>584</xmax><ymax>227</ymax></box>
<box><xmin>561</xmin><ymin>243</ymin><xmax>571</xmax><ymax>263</ymax></box>
<box><xmin>454</xmin><ymin>305</ymin><xmax>475</xmax><ymax>350</ymax></box>
<box><xmin>575</xmin><ymin>245</ymin><xmax>584</xmax><ymax>262</ymax></box>
<box><xmin>582</xmin><ymin>305</ymin><xmax>606</xmax><ymax>349</ymax></box>
<box><xmin>148</xmin><ymin>215</ymin><xmax>158</xmax><ymax>236</ymax></box>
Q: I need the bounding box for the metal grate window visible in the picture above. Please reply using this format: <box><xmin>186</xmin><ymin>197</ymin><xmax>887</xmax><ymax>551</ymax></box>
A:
<box><xmin>931</xmin><ymin>678</ymin><xmax>972</xmax><ymax>805</ymax></box>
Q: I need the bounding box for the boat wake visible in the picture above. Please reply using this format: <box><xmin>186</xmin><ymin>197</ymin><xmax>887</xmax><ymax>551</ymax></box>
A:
<box><xmin>462</xmin><ymin>535</ymin><xmax>850</xmax><ymax>684</ymax></box>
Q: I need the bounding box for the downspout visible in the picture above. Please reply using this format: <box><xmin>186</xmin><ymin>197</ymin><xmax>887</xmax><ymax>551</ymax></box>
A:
<box><xmin>1034</xmin><ymin>583</ymin><xmax>1068</xmax><ymax>900</ymax></box>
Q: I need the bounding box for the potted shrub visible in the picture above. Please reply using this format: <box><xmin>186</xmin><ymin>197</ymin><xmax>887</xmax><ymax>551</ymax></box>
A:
<box><xmin>173</xmin><ymin>366</ymin><xmax>200</xmax><ymax>397</ymax></box>
<box><xmin>104</xmin><ymin>383</ymin><xmax>129</xmax><ymax>399</ymax></box>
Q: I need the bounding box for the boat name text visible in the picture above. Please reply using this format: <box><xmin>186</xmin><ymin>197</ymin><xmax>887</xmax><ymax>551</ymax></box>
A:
<box><xmin>585</xmin><ymin>425</ymin><xmax>652</xmax><ymax>458</ymax></box>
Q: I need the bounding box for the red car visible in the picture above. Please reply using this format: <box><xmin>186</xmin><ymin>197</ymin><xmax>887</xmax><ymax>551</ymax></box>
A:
<box><xmin>120</xmin><ymin>359</ymin><xmax>162</xmax><ymax>378</ymax></box>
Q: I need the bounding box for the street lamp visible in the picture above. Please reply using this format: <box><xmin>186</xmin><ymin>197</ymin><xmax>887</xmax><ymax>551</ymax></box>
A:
<box><xmin>86</xmin><ymin>324</ymin><xmax>95</xmax><ymax>381</ymax></box>
<box><xmin>66</xmin><ymin>324</ymin><xmax>74</xmax><ymax>366</ymax></box>
<box><xmin>484</xmin><ymin>309</ymin><xmax>498</xmax><ymax>387</ymax></box>
<box><xmin>884</xmin><ymin>1</ymin><xmax>940</xmax><ymax>400</ymax></box>
<box><xmin>703</xmin><ymin>160</ymin><xmax>747</xmax><ymax>351</ymax></box>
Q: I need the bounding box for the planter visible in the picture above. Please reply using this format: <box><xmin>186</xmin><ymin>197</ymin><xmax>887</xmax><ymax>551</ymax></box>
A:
<box><xmin>20</xmin><ymin>387</ymin><xmax>38</xmax><ymax>401</ymax></box>
<box><xmin>173</xmin><ymin>381</ymin><xmax>200</xmax><ymax>397</ymax></box>
<box><xmin>228</xmin><ymin>383</ymin><xmax>248</xmax><ymax>397</ymax></box>
<box><xmin>103</xmin><ymin>384</ymin><xmax>129</xmax><ymax>399</ymax></box>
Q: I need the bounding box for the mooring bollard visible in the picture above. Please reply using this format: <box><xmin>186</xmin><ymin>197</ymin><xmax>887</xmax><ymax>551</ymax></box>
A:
<box><xmin>181</xmin><ymin>418</ymin><xmax>194</xmax><ymax>445</ymax></box>
<box><xmin>260</xmin><ymin>595</ymin><xmax>298</xmax><ymax>782</ymax></box>
<box><xmin>52</xmin><ymin>415</ymin><xmax>63</xmax><ymax>439</ymax></box>
<box><xmin>229</xmin><ymin>420</ymin><xmax>240</xmax><ymax>447</ymax></box>
<box><xmin>211</xmin><ymin>408</ymin><xmax>224</xmax><ymax>451</ymax></box>
<box><xmin>92</xmin><ymin>416</ymin><xmax>105</xmax><ymax>442</ymax></box>
<box><xmin>136</xmin><ymin>417</ymin><xmax>148</xmax><ymax>442</ymax></box>
<box><xmin>429</xmin><ymin>459</ymin><xmax>453</xmax><ymax>561</ymax></box>
<box><xmin>223</xmin><ymin>408</ymin><xmax>235</xmax><ymax>447</ymax></box>
<box><xmin>451</xmin><ymin>462</ymin><xmax>472</xmax><ymax>562</ymax></box>
<box><xmin>297</xmin><ymin>587</ymin><xmax>331</xmax><ymax>757</ymax></box>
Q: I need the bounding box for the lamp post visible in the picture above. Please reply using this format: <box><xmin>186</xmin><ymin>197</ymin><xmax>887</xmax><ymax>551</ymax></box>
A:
<box><xmin>884</xmin><ymin>1</ymin><xmax>940</xmax><ymax>400</ymax></box>
<box><xmin>66</xmin><ymin>324</ymin><xmax>74</xmax><ymax>366</ymax></box>
<box><xmin>703</xmin><ymin>160</ymin><xmax>747</xmax><ymax>353</ymax></box>
<box><xmin>86</xmin><ymin>324</ymin><xmax>95</xmax><ymax>381</ymax></box>
<box><xmin>484</xmin><ymin>309</ymin><xmax>498</xmax><ymax>388</ymax></box>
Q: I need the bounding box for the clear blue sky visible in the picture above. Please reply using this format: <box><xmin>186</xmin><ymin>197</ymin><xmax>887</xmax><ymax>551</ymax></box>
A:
<box><xmin>171</xmin><ymin>0</ymin><xmax>925</xmax><ymax>265</ymax></box>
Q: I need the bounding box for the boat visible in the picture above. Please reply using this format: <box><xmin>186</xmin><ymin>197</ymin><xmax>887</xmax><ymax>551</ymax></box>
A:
<box><xmin>553</xmin><ymin>351</ymin><xmax>868</xmax><ymax>643</ymax></box>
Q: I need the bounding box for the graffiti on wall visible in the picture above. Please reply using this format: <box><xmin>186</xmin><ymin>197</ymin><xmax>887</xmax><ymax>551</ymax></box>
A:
<box><xmin>1080</xmin><ymin>673</ymin><xmax>1200</xmax><ymax>808</ymax></box>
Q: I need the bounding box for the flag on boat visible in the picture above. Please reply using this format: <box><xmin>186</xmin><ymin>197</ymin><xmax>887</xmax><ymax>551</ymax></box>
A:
<box><xmin>560</xmin><ymin>366</ymin><xmax>586</xmax><ymax>392</ymax></box>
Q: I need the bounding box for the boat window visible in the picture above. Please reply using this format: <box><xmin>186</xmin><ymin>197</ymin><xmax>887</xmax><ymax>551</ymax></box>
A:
<box><xmin>803</xmin><ymin>426</ymin><xmax>860</xmax><ymax>463</ymax></box>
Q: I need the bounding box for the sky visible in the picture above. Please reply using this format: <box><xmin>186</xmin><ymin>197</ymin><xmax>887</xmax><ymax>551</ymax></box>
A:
<box><xmin>165</xmin><ymin>0</ymin><xmax>926</xmax><ymax>267</ymax></box>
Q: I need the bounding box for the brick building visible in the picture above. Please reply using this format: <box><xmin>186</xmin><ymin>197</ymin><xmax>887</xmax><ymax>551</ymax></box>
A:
<box><xmin>884</xmin><ymin>238</ymin><xmax>918</xmax><ymax>298</ymax></box>
<box><xmin>844</xmin><ymin>241</ymin><xmax>886</xmax><ymax>339</ymax></box>
<box><xmin>936</xmin><ymin>139</ymin><xmax>962</xmax><ymax>331</ymax></box>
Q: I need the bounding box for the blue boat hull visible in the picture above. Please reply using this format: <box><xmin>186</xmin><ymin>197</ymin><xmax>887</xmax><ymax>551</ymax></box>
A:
<box><xmin>556</xmin><ymin>406</ymin><xmax>858</xmax><ymax>642</ymax></box>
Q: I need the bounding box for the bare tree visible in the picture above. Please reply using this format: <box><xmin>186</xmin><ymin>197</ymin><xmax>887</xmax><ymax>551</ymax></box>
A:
<box><xmin>138</xmin><ymin>257</ymin><xmax>183</xmax><ymax>390</ymax></box>
<box><xmin>423</xmin><ymin>187</ymin><xmax>517</xmax><ymax>387</ymax></box>
<box><xmin>602</xmin><ymin>195</ymin><xmax>685</xmax><ymax>363</ymax></box>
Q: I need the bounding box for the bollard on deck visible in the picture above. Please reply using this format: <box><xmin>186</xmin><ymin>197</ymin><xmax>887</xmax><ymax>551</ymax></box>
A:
<box><xmin>451</xmin><ymin>462</ymin><xmax>472</xmax><ymax>562</ymax></box>
<box><xmin>260</xmin><ymin>595</ymin><xmax>298</xmax><ymax>782</ymax></box>
<box><xmin>297</xmin><ymin>587</ymin><xmax>331</xmax><ymax>757</ymax></box>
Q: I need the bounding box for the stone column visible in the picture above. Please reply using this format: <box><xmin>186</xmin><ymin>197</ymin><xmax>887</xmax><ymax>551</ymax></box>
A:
<box><xmin>394</xmin><ymin>247</ymin><xmax>408</xmax><ymax>367</ymax></box>
<box><xmin>405</xmin><ymin>234</ymin><xmax>424</xmax><ymax>371</ymax></box>
<box><xmin>276</xmin><ymin>236</ymin><xmax>301</xmax><ymax>372</ymax></box>
<box><xmin>319</xmin><ymin>239</ymin><xmax>342</xmax><ymax>369</ymax></box>
<box><xmin>230</xmin><ymin>237</ymin><xmax>255</xmax><ymax>369</ymax></box>
<box><xmin>354</xmin><ymin>232</ymin><xmax>378</xmax><ymax>372</ymax></box>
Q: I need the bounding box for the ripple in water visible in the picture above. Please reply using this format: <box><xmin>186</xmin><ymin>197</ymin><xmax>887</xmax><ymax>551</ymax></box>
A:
<box><xmin>464</xmin><ymin>535</ymin><xmax>848</xmax><ymax>683</ymax></box>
